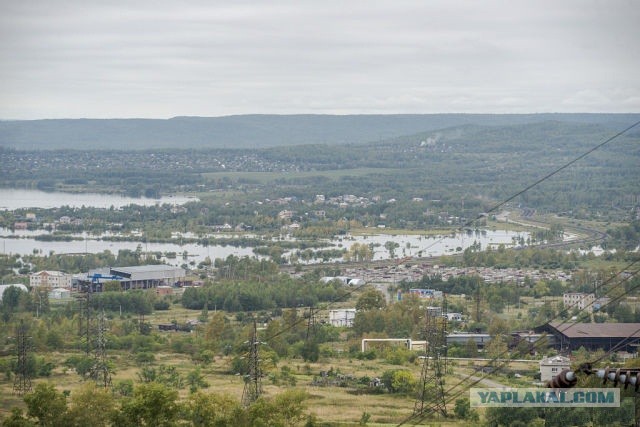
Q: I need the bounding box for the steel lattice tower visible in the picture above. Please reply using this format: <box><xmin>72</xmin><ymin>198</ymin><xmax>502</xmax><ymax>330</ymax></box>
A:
<box><xmin>305</xmin><ymin>306</ymin><xmax>316</xmax><ymax>341</ymax></box>
<box><xmin>78</xmin><ymin>282</ymin><xmax>94</xmax><ymax>355</ymax></box>
<box><xmin>414</xmin><ymin>308</ymin><xmax>448</xmax><ymax>418</ymax></box>
<box><xmin>13</xmin><ymin>320</ymin><xmax>32</xmax><ymax>396</ymax></box>
<box><xmin>241</xmin><ymin>319</ymin><xmax>262</xmax><ymax>406</ymax></box>
<box><xmin>89</xmin><ymin>310</ymin><xmax>112</xmax><ymax>388</ymax></box>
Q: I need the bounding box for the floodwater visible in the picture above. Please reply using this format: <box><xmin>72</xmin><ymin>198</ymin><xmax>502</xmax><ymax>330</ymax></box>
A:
<box><xmin>0</xmin><ymin>188</ymin><xmax>198</xmax><ymax>210</ymax></box>
<box><xmin>0</xmin><ymin>228</ymin><xmax>528</xmax><ymax>266</ymax></box>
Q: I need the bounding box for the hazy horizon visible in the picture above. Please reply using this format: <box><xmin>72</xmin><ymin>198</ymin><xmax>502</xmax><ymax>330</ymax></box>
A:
<box><xmin>1</xmin><ymin>1</ymin><xmax>638</xmax><ymax>119</ymax></box>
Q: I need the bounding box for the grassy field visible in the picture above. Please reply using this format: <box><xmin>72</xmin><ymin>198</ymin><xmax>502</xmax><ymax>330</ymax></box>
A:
<box><xmin>0</xmin><ymin>348</ymin><xmax>477</xmax><ymax>426</ymax></box>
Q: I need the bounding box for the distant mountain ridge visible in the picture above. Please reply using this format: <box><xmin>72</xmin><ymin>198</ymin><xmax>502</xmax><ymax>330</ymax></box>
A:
<box><xmin>0</xmin><ymin>113</ymin><xmax>638</xmax><ymax>150</ymax></box>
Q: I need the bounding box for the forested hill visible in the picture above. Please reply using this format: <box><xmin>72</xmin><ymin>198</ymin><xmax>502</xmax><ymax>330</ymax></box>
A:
<box><xmin>1</xmin><ymin>113</ymin><xmax>638</xmax><ymax>150</ymax></box>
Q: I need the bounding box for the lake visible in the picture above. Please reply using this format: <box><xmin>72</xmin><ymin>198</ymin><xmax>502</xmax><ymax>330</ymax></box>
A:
<box><xmin>0</xmin><ymin>188</ymin><xmax>198</xmax><ymax>210</ymax></box>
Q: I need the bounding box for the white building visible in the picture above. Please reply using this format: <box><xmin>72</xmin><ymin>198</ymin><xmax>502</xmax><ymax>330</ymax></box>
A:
<box><xmin>329</xmin><ymin>309</ymin><xmax>356</xmax><ymax>327</ymax></box>
<box><xmin>49</xmin><ymin>288</ymin><xmax>71</xmax><ymax>299</ymax></box>
<box><xmin>30</xmin><ymin>271</ymin><xmax>72</xmax><ymax>289</ymax></box>
<box><xmin>446</xmin><ymin>312</ymin><xmax>463</xmax><ymax>321</ymax></box>
<box><xmin>320</xmin><ymin>276</ymin><xmax>365</xmax><ymax>286</ymax></box>
<box><xmin>539</xmin><ymin>355</ymin><xmax>571</xmax><ymax>382</ymax></box>
<box><xmin>563</xmin><ymin>293</ymin><xmax>595</xmax><ymax>313</ymax></box>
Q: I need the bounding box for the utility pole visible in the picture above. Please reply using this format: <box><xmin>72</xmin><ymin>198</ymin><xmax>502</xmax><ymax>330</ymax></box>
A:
<box><xmin>242</xmin><ymin>319</ymin><xmax>262</xmax><ymax>407</ymax></box>
<box><xmin>414</xmin><ymin>301</ymin><xmax>448</xmax><ymax>418</ymax></box>
<box><xmin>13</xmin><ymin>320</ymin><xmax>32</xmax><ymax>396</ymax></box>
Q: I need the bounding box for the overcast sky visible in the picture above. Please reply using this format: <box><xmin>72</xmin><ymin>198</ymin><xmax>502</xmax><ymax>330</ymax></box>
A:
<box><xmin>0</xmin><ymin>0</ymin><xmax>638</xmax><ymax>119</ymax></box>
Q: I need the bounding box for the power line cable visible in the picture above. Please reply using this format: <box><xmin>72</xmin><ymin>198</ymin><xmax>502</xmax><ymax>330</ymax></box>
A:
<box><xmin>263</xmin><ymin>119</ymin><xmax>640</xmax><ymax>352</ymax></box>
<box><xmin>398</xmin><ymin>265</ymin><xmax>639</xmax><ymax>426</ymax></box>
<box><xmin>417</xmin><ymin>119</ymin><xmax>640</xmax><ymax>256</ymax></box>
<box><xmin>394</xmin><ymin>118</ymin><xmax>640</xmax><ymax>425</ymax></box>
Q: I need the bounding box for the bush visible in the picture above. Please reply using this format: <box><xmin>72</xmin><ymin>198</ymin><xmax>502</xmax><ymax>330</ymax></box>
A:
<box><xmin>154</xmin><ymin>300</ymin><xmax>170</xmax><ymax>310</ymax></box>
<box><xmin>381</xmin><ymin>369</ymin><xmax>417</xmax><ymax>394</ymax></box>
<box><xmin>135</xmin><ymin>352</ymin><xmax>156</xmax><ymax>364</ymax></box>
<box><xmin>356</xmin><ymin>350</ymin><xmax>376</xmax><ymax>360</ymax></box>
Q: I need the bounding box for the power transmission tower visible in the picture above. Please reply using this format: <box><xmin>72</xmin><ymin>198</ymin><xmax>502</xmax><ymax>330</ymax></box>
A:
<box><xmin>89</xmin><ymin>309</ymin><xmax>112</xmax><ymax>388</ymax></box>
<box><xmin>305</xmin><ymin>306</ymin><xmax>316</xmax><ymax>341</ymax></box>
<box><xmin>78</xmin><ymin>282</ymin><xmax>94</xmax><ymax>355</ymax></box>
<box><xmin>242</xmin><ymin>319</ymin><xmax>262</xmax><ymax>407</ymax></box>
<box><xmin>13</xmin><ymin>320</ymin><xmax>32</xmax><ymax>396</ymax></box>
<box><xmin>414</xmin><ymin>305</ymin><xmax>448</xmax><ymax>418</ymax></box>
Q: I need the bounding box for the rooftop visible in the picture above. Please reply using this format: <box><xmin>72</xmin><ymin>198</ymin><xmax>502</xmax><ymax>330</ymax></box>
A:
<box><xmin>546</xmin><ymin>321</ymin><xmax>640</xmax><ymax>339</ymax></box>
<box><xmin>111</xmin><ymin>265</ymin><xmax>184</xmax><ymax>274</ymax></box>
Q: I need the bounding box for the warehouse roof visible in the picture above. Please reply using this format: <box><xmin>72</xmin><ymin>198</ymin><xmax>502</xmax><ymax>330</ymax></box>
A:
<box><xmin>110</xmin><ymin>265</ymin><xmax>185</xmax><ymax>281</ymax></box>
<box><xmin>544</xmin><ymin>321</ymin><xmax>640</xmax><ymax>339</ymax></box>
<box><xmin>111</xmin><ymin>265</ymin><xmax>183</xmax><ymax>274</ymax></box>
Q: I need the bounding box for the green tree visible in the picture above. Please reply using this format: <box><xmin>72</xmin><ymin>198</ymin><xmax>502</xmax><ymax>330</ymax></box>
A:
<box><xmin>485</xmin><ymin>335</ymin><xmax>508</xmax><ymax>365</ymax></box>
<box><xmin>186</xmin><ymin>367</ymin><xmax>209</xmax><ymax>393</ymax></box>
<box><xmin>186</xmin><ymin>392</ymin><xmax>245</xmax><ymax>427</ymax></box>
<box><xmin>453</xmin><ymin>397</ymin><xmax>478</xmax><ymax>422</ymax></box>
<box><xmin>23</xmin><ymin>383</ymin><xmax>68</xmax><ymax>427</ymax></box>
<box><xmin>485</xmin><ymin>407</ymin><xmax>541</xmax><ymax>427</ymax></box>
<box><xmin>464</xmin><ymin>338</ymin><xmax>478</xmax><ymax>358</ymax></box>
<box><xmin>65</xmin><ymin>383</ymin><xmax>116</xmax><ymax>427</ymax></box>
<box><xmin>0</xmin><ymin>408</ymin><xmax>36</xmax><ymax>427</ymax></box>
<box><xmin>356</xmin><ymin>289</ymin><xmax>386</xmax><ymax>311</ymax></box>
<box><xmin>344</xmin><ymin>243</ymin><xmax>373</xmax><ymax>262</ymax></box>
<box><xmin>381</xmin><ymin>369</ymin><xmax>417</xmax><ymax>394</ymax></box>
<box><xmin>246</xmin><ymin>389</ymin><xmax>309</xmax><ymax>427</ymax></box>
<box><xmin>300</xmin><ymin>340</ymin><xmax>319</xmax><ymax>362</ymax></box>
<box><xmin>115</xmin><ymin>382</ymin><xmax>180</xmax><ymax>427</ymax></box>
<box><xmin>384</xmin><ymin>241</ymin><xmax>400</xmax><ymax>259</ymax></box>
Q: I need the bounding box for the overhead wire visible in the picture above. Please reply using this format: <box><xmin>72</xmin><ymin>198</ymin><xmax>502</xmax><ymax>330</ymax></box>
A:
<box><xmin>234</xmin><ymin>118</ymin><xmax>640</xmax><ymax>419</ymax></box>
<box><xmin>399</xmin><ymin>263</ymin><xmax>640</xmax><ymax>426</ymax></box>
<box><xmin>262</xmin><ymin>119</ymin><xmax>640</xmax><ymax>349</ymax></box>
<box><xmin>410</xmin><ymin>118</ymin><xmax>640</xmax><ymax>262</ymax></box>
<box><xmin>395</xmin><ymin>118</ymin><xmax>640</xmax><ymax>425</ymax></box>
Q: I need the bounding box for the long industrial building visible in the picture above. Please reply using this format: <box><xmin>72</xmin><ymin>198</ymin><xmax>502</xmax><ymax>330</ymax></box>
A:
<box><xmin>76</xmin><ymin>265</ymin><xmax>186</xmax><ymax>292</ymax></box>
<box><xmin>536</xmin><ymin>321</ymin><xmax>640</xmax><ymax>353</ymax></box>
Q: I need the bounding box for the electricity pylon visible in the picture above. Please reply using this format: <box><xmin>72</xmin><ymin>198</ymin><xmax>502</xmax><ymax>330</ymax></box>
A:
<box><xmin>89</xmin><ymin>309</ymin><xmax>112</xmax><ymax>388</ymax></box>
<box><xmin>242</xmin><ymin>319</ymin><xmax>263</xmax><ymax>406</ymax></box>
<box><xmin>414</xmin><ymin>308</ymin><xmax>448</xmax><ymax>417</ymax></box>
<box><xmin>13</xmin><ymin>320</ymin><xmax>32</xmax><ymax>395</ymax></box>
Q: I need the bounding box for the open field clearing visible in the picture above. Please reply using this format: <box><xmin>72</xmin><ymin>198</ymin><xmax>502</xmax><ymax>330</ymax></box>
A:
<box><xmin>0</xmin><ymin>349</ymin><xmax>484</xmax><ymax>425</ymax></box>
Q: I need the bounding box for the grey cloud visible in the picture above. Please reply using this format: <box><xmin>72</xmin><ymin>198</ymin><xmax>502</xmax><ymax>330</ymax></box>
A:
<box><xmin>0</xmin><ymin>0</ymin><xmax>638</xmax><ymax>118</ymax></box>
